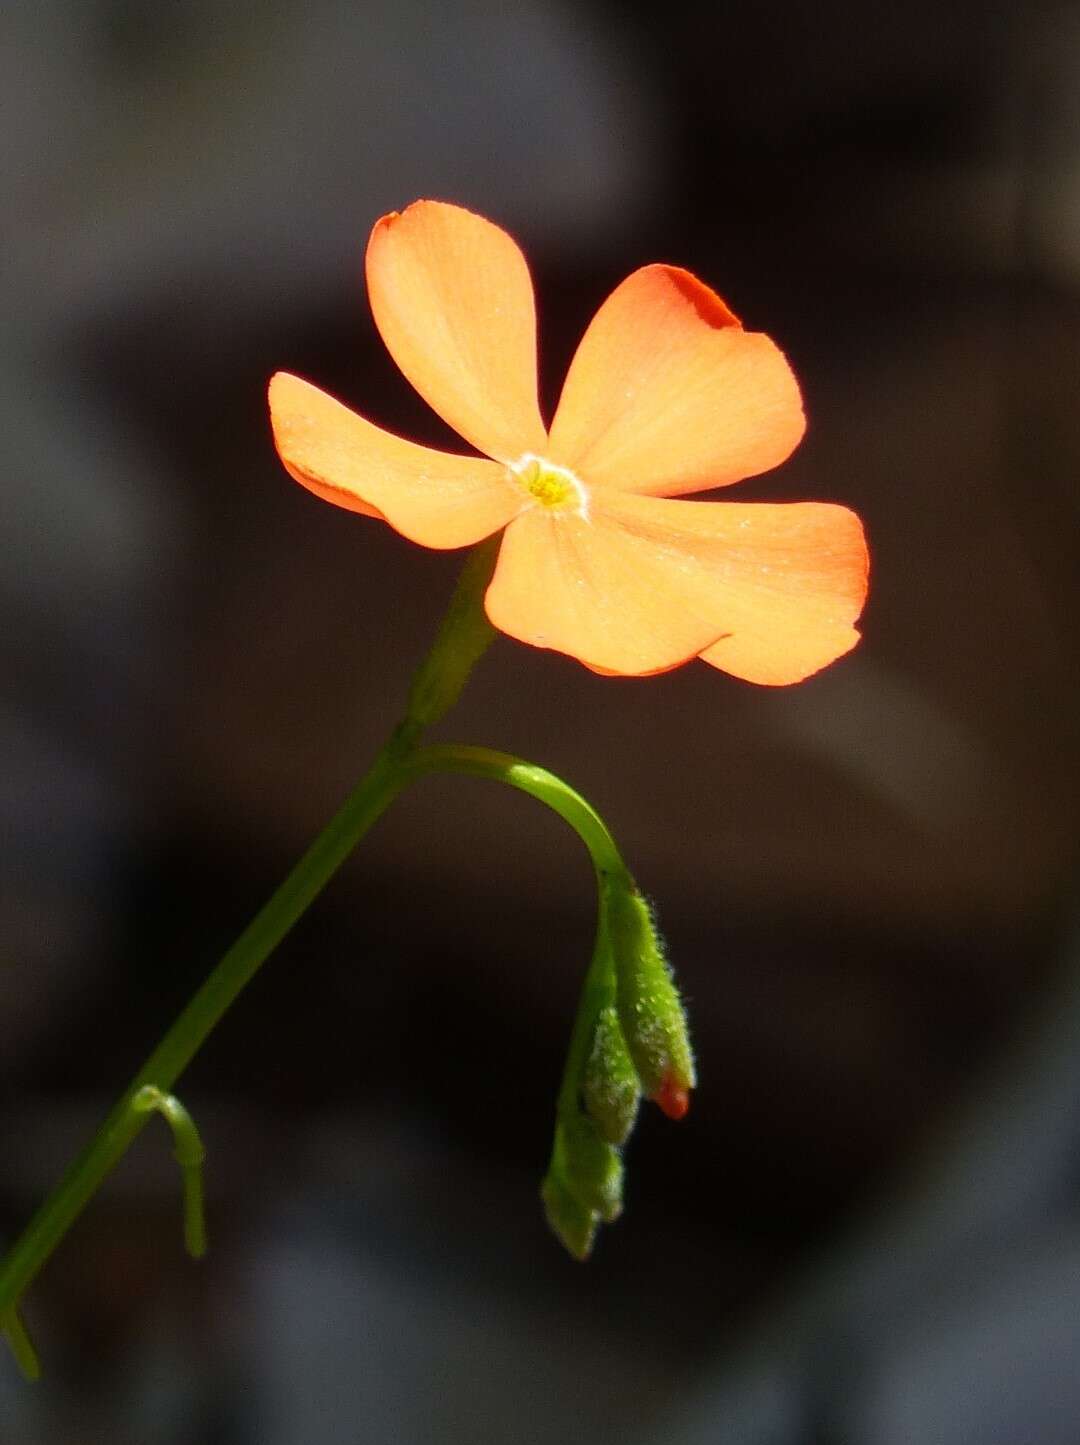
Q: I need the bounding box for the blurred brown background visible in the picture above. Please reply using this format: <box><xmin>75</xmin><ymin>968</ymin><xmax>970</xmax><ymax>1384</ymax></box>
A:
<box><xmin>3</xmin><ymin>1</ymin><xmax>1080</xmax><ymax>1442</ymax></box>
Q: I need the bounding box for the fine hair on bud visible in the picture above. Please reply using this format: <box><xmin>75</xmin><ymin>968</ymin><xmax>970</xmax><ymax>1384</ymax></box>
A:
<box><xmin>583</xmin><ymin>1005</ymin><xmax>641</xmax><ymax>1145</ymax></box>
<box><xmin>556</xmin><ymin>1114</ymin><xmax>624</xmax><ymax>1224</ymax></box>
<box><xmin>607</xmin><ymin>880</ymin><xmax>696</xmax><ymax>1112</ymax></box>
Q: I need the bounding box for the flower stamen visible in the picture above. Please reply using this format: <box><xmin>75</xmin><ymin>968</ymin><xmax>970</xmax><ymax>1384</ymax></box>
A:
<box><xmin>510</xmin><ymin>454</ymin><xmax>589</xmax><ymax>518</ymax></box>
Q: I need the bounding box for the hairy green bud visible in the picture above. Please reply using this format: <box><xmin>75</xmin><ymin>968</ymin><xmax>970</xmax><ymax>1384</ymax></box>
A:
<box><xmin>583</xmin><ymin>1005</ymin><xmax>641</xmax><ymax>1145</ymax></box>
<box><xmin>556</xmin><ymin>1113</ymin><xmax>624</xmax><ymax>1224</ymax></box>
<box><xmin>608</xmin><ymin>881</ymin><xmax>695</xmax><ymax>1119</ymax></box>
<box><xmin>541</xmin><ymin>1171</ymin><xmax>598</xmax><ymax>1261</ymax></box>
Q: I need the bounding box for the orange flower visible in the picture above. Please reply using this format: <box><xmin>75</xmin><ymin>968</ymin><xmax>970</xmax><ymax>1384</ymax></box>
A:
<box><xmin>269</xmin><ymin>201</ymin><xmax>868</xmax><ymax>683</ymax></box>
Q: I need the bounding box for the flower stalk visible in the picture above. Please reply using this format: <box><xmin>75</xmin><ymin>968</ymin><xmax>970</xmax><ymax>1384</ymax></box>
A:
<box><xmin>0</xmin><ymin>537</ymin><xmax>691</xmax><ymax>1375</ymax></box>
<box><xmin>0</xmin><ymin>543</ymin><xmax>496</xmax><ymax>1366</ymax></box>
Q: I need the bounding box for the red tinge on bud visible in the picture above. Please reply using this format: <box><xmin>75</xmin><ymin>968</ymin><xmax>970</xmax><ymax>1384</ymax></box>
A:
<box><xmin>653</xmin><ymin>1071</ymin><xmax>690</xmax><ymax>1121</ymax></box>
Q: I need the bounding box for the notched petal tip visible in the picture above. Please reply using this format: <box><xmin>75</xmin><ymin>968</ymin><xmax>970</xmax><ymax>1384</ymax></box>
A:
<box><xmin>702</xmin><ymin>624</ymin><xmax>864</xmax><ymax>687</ymax></box>
<box><xmin>697</xmin><ymin>502</ymin><xmax>870</xmax><ymax>685</ymax></box>
<box><xmin>643</xmin><ymin>263</ymin><xmax>742</xmax><ymax>329</ymax></box>
<box><xmin>368</xmin><ymin>210</ymin><xmax>399</xmax><ymax>241</ymax></box>
<box><xmin>369</xmin><ymin>200</ymin><xmax>453</xmax><ymax>244</ymax></box>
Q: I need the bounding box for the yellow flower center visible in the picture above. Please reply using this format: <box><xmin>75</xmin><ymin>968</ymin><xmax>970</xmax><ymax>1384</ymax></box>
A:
<box><xmin>509</xmin><ymin>454</ymin><xmax>588</xmax><ymax>517</ymax></box>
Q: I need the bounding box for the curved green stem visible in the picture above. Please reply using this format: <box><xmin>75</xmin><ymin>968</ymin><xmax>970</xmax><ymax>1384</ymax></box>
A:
<box><xmin>407</xmin><ymin>745</ymin><xmax>628</xmax><ymax>883</ymax></box>
<box><xmin>406</xmin><ymin>743</ymin><xmax>629</xmax><ymax>1112</ymax></box>
<box><xmin>407</xmin><ymin>743</ymin><xmax>630</xmax><ymax>1111</ymax></box>
<box><xmin>557</xmin><ymin>903</ymin><xmax>618</xmax><ymax>1107</ymax></box>
<box><xmin>131</xmin><ymin>1088</ymin><xmax>208</xmax><ymax>1260</ymax></box>
<box><xmin>410</xmin><ymin>745</ymin><xmax>631</xmax><ymax>1241</ymax></box>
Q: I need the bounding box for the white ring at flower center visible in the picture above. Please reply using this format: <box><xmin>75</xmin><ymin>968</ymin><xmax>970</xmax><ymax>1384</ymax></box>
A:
<box><xmin>508</xmin><ymin>453</ymin><xmax>590</xmax><ymax>519</ymax></box>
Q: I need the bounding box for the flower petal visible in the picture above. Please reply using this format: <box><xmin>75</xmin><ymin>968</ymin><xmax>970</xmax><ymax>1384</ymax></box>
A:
<box><xmin>547</xmin><ymin>265</ymin><xmax>805</xmax><ymax>497</ymax></box>
<box><xmin>485</xmin><ymin>491</ymin><xmax>867</xmax><ymax>680</ymax></box>
<box><xmin>366</xmin><ymin>201</ymin><xmax>548</xmax><ymax>463</ymax></box>
<box><xmin>268</xmin><ymin>373</ymin><xmax>524</xmax><ymax>549</ymax></box>
<box><xmin>485</xmin><ymin>507</ymin><xmax>719</xmax><ymax>675</ymax></box>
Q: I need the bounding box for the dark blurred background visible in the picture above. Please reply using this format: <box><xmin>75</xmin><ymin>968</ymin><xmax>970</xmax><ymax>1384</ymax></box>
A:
<box><xmin>3</xmin><ymin>1</ymin><xmax>1080</xmax><ymax>1441</ymax></box>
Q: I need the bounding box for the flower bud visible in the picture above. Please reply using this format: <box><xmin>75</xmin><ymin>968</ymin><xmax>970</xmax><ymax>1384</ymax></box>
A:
<box><xmin>608</xmin><ymin>882</ymin><xmax>696</xmax><ymax>1117</ymax></box>
<box><xmin>556</xmin><ymin>1113</ymin><xmax>623</xmax><ymax>1224</ymax></box>
<box><xmin>583</xmin><ymin>1005</ymin><xmax>641</xmax><ymax>1145</ymax></box>
<box><xmin>541</xmin><ymin>1170</ymin><xmax>598</xmax><ymax>1261</ymax></box>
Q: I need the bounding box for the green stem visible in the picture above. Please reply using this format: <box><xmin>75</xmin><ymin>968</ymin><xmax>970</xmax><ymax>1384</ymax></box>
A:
<box><xmin>409</xmin><ymin>746</ymin><xmax>628</xmax><ymax>1130</ymax></box>
<box><xmin>0</xmin><ymin>538</ymin><xmax>634</xmax><ymax>1351</ymax></box>
<box><xmin>1</xmin><ymin>1309</ymin><xmax>40</xmax><ymax>1383</ymax></box>
<box><xmin>407</xmin><ymin>745</ymin><xmax>628</xmax><ymax>882</ymax></box>
<box><xmin>0</xmin><ymin>540</ymin><xmax>499</xmax><ymax>1329</ymax></box>
<box><xmin>555</xmin><ymin>902</ymin><xmax>618</xmax><ymax>1119</ymax></box>
<box><xmin>0</xmin><ymin>730</ymin><xmax>411</xmax><ymax>1324</ymax></box>
<box><xmin>131</xmin><ymin>1087</ymin><xmax>208</xmax><ymax>1260</ymax></box>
